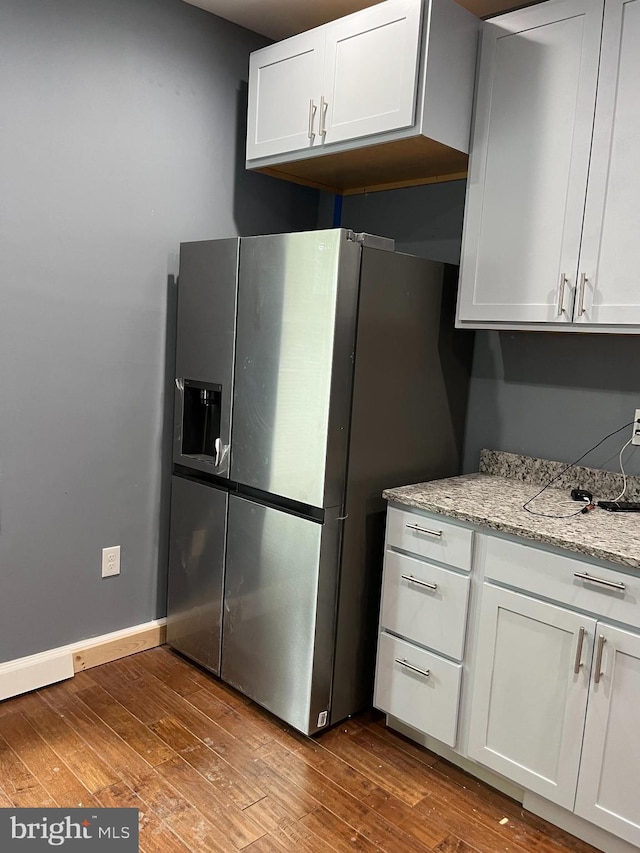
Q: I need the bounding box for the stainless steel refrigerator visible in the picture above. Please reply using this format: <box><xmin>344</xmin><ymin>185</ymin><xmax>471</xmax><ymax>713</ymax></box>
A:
<box><xmin>166</xmin><ymin>228</ymin><xmax>471</xmax><ymax>735</ymax></box>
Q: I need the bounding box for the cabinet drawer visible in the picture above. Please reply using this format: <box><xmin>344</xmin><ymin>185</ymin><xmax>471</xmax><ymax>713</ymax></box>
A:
<box><xmin>374</xmin><ymin>632</ymin><xmax>462</xmax><ymax>747</ymax></box>
<box><xmin>482</xmin><ymin>535</ymin><xmax>640</xmax><ymax>631</ymax></box>
<box><xmin>386</xmin><ymin>506</ymin><xmax>473</xmax><ymax>570</ymax></box>
<box><xmin>381</xmin><ymin>551</ymin><xmax>470</xmax><ymax>659</ymax></box>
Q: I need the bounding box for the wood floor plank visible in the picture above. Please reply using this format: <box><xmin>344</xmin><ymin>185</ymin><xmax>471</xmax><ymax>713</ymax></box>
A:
<box><xmin>135</xmin><ymin>647</ymin><xmax>209</xmax><ymax>697</ymax></box>
<box><xmin>148</xmin><ymin>715</ymin><xmax>266</xmax><ymax>809</ymax></box>
<box><xmin>0</xmin><ymin>733</ymin><xmax>58</xmax><ymax>807</ymax></box>
<box><xmin>318</xmin><ymin>721</ymin><xmax>433</xmax><ymax>806</ymax></box>
<box><xmin>361</xmin><ymin>787</ymin><xmax>451</xmax><ymax>849</ymax></box>
<box><xmin>256</xmin><ymin>740</ymin><xmax>432</xmax><ymax>853</ymax></box>
<box><xmin>299</xmin><ymin>806</ymin><xmax>382</xmax><ymax>853</ymax></box>
<box><xmin>154</xmin><ymin>755</ymin><xmax>267</xmax><ymax>848</ymax></box>
<box><xmin>38</xmin><ymin>680</ymin><xmax>169</xmax><ymax>787</ymax></box>
<box><xmin>266</xmin><ymin>816</ymin><xmax>336</xmax><ymax>853</ymax></box>
<box><xmin>185</xmin><ymin>688</ymin><xmax>273</xmax><ymax>750</ymax></box>
<box><xmin>0</xmin><ymin>710</ymin><xmax>98</xmax><ymax>807</ymax></box>
<box><xmin>282</xmin><ymin>731</ymin><xmax>382</xmax><ymax>801</ymax></box>
<box><xmin>434</xmin><ymin>835</ymin><xmax>483</xmax><ymax>853</ymax></box>
<box><xmin>242</xmin><ymin>833</ymin><xmax>290</xmax><ymax>853</ymax></box>
<box><xmin>19</xmin><ymin>691</ymin><xmax>120</xmax><ymax>794</ymax></box>
<box><xmin>240</xmin><ymin>795</ymin><xmax>294</xmax><ymax>834</ymax></box>
<box><xmin>74</xmin><ymin>683</ymin><xmax>175</xmax><ymax>768</ymax></box>
<box><xmin>88</xmin><ymin>668</ymin><xmax>170</xmax><ymax>725</ymax></box>
<box><xmin>97</xmin><ymin>779</ymin><xmax>192</xmax><ymax>853</ymax></box>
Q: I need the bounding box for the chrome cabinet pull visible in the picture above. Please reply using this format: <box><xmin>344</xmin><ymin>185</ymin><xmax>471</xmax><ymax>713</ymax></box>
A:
<box><xmin>319</xmin><ymin>95</ymin><xmax>328</xmax><ymax>136</ymax></box>
<box><xmin>577</xmin><ymin>273</ymin><xmax>587</xmax><ymax>316</ymax></box>
<box><xmin>558</xmin><ymin>273</ymin><xmax>568</xmax><ymax>316</ymax></box>
<box><xmin>574</xmin><ymin>571</ymin><xmax>626</xmax><ymax>592</ymax></box>
<box><xmin>573</xmin><ymin>626</ymin><xmax>586</xmax><ymax>674</ymax></box>
<box><xmin>594</xmin><ymin>635</ymin><xmax>606</xmax><ymax>684</ymax></box>
<box><xmin>307</xmin><ymin>99</ymin><xmax>316</xmax><ymax>139</ymax></box>
<box><xmin>395</xmin><ymin>658</ymin><xmax>430</xmax><ymax>678</ymax></box>
<box><xmin>401</xmin><ymin>574</ymin><xmax>438</xmax><ymax>591</ymax></box>
<box><xmin>405</xmin><ymin>523</ymin><xmax>442</xmax><ymax>538</ymax></box>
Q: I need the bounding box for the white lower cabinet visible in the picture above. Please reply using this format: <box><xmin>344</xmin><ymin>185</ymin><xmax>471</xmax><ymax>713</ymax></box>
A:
<box><xmin>468</xmin><ymin>584</ymin><xmax>596</xmax><ymax>809</ymax></box>
<box><xmin>574</xmin><ymin>623</ymin><xmax>640</xmax><ymax>847</ymax></box>
<box><xmin>469</xmin><ymin>574</ymin><xmax>640</xmax><ymax>847</ymax></box>
<box><xmin>376</xmin><ymin>504</ymin><xmax>640</xmax><ymax>850</ymax></box>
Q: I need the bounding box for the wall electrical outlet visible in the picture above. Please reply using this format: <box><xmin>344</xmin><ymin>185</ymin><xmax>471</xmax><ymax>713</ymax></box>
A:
<box><xmin>102</xmin><ymin>545</ymin><xmax>121</xmax><ymax>578</ymax></box>
<box><xmin>632</xmin><ymin>409</ymin><xmax>640</xmax><ymax>447</ymax></box>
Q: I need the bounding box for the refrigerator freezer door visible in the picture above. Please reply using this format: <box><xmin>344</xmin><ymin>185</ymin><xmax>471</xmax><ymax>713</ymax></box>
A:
<box><xmin>174</xmin><ymin>239</ymin><xmax>239</xmax><ymax>478</ymax></box>
<box><xmin>221</xmin><ymin>495</ymin><xmax>342</xmax><ymax>735</ymax></box>
<box><xmin>231</xmin><ymin>229</ymin><xmax>360</xmax><ymax>508</ymax></box>
<box><xmin>166</xmin><ymin>475</ymin><xmax>227</xmax><ymax>674</ymax></box>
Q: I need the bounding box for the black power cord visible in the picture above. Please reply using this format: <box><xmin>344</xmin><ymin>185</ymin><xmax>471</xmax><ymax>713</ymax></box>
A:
<box><xmin>523</xmin><ymin>420</ymin><xmax>636</xmax><ymax>519</ymax></box>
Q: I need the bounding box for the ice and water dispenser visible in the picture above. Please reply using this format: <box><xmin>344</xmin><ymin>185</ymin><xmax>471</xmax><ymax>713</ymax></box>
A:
<box><xmin>175</xmin><ymin>379</ymin><xmax>225</xmax><ymax>470</ymax></box>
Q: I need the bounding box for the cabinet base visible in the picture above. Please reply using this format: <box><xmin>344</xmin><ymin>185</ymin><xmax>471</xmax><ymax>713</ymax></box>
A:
<box><xmin>385</xmin><ymin>714</ymin><xmax>524</xmax><ymax>801</ymax></box>
<box><xmin>386</xmin><ymin>713</ymin><xmax>636</xmax><ymax>853</ymax></box>
<box><xmin>524</xmin><ymin>792</ymin><xmax>638</xmax><ymax>853</ymax></box>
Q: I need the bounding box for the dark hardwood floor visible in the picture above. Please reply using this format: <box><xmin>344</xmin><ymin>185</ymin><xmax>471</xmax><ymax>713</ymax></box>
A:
<box><xmin>0</xmin><ymin>647</ymin><xmax>600</xmax><ymax>852</ymax></box>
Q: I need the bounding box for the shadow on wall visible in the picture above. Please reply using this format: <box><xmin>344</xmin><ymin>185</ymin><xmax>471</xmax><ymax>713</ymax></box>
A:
<box><xmin>463</xmin><ymin>330</ymin><xmax>640</xmax><ymax>475</ymax></box>
<box><xmin>156</xmin><ymin>273</ymin><xmax>179</xmax><ymax>616</ymax></box>
<box><xmin>232</xmin><ymin>83</ymin><xmax>322</xmax><ymax>237</ymax></box>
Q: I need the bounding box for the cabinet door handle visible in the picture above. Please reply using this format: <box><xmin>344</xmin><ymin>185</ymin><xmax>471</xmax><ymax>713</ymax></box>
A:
<box><xmin>574</xmin><ymin>571</ymin><xmax>626</xmax><ymax>592</ymax></box>
<box><xmin>594</xmin><ymin>634</ymin><xmax>606</xmax><ymax>684</ymax></box>
<box><xmin>577</xmin><ymin>272</ymin><xmax>588</xmax><ymax>317</ymax></box>
<box><xmin>573</xmin><ymin>626</ymin><xmax>586</xmax><ymax>674</ymax></box>
<box><xmin>307</xmin><ymin>99</ymin><xmax>316</xmax><ymax>139</ymax></box>
<box><xmin>395</xmin><ymin>658</ymin><xmax>430</xmax><ymax>678</ymax></box>
<box><xmin>401</xmin><ymin>573</ymin><xmax>438</xmax><ymax>591</ymax></box>
<box><xmin>319</xmin><ymin>95</ymin><xmax>328</xmax><ymax>136</ymax></box>
<box><xmin>405</xmin><ymin>523</ymin><xmax>442</xmax><ymax>537</ymax></box>
<box><xmin>557</xmin><ymin>273</ymin><xmax>569</xmax><ymax>316</ymax></box>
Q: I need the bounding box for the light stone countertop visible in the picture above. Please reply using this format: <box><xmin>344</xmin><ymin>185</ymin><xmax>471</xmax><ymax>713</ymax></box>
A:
<box><xmin>383</xmin><ymin>451</ymin><xmax>640</xmax><ymax>570</ymax></box>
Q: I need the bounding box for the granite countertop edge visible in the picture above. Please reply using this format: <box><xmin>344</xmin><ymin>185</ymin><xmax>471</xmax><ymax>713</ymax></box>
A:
<box><xmin>383</xmin><ymin>467</ymin><xmax>640</xmax><ymax>570</ymax></box>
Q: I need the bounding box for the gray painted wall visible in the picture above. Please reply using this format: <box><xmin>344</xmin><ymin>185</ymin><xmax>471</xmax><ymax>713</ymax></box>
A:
<box><xmin>0</xmin><ymin>0</ymin><xmax>320</xmax><ymax>663</ymax></box>
<box><xmin>342</xmin><ymin>181</ymin><xmax>640</xmax><ymax>477</ymax></box>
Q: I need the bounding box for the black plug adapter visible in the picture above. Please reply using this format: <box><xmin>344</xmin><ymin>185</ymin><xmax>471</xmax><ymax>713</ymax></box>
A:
<box><xmin>571</xmin><ymin>488</ymin><xmax>593</xmax><ymax>503</ymax></box>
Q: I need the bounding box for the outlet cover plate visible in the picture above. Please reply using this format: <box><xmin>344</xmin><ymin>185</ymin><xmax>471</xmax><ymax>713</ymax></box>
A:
<box><xmin>102</xmin><ymin>545</ymin><xmax>121</xmax><ymax>578</ymax></box>
<box><xmin>633</xmin><ymin>410</ymin><xmax>640</xmax><ymax>447</ymax></box>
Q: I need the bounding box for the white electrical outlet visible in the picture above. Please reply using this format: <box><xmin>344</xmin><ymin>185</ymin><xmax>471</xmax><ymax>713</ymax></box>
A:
<box><xmin>633</xmin><ymin>409</ymin><xmax>640</xmax><ymax>447</ymax></box>
<box><xmin>102</xmin><ymin>545</ymin><xmax>121</xmax><ymax>578</ymax></box>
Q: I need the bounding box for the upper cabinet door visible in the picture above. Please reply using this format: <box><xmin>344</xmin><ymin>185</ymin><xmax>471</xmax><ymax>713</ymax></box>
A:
<box><xmin>457</xmin><ymin>0</ymin><xmax>603</xmax><ymax>325</ymax></box>
<box><xmin>575</xmin><ymin>0</ymin><xmax>640</xmax><ymax>326</ymax></box>
<box><xmin>321</xmin><ymin>0</ymin><xmax>422</xmax><ymax>145</ymax></box>
<box><xmin>246</xmin><ymin>30</ymin><xmax>324</xmax><ymax>161</ymax></box>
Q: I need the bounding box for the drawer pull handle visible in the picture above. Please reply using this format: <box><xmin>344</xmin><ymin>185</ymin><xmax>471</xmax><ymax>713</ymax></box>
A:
<box><xmin>401</xmin><ymin>573</ymin><xmax>438</xmax><ymax>591</ymax></box>
<box><xmin>574</xmin><ymin>571</ymin><xmax>626</xmax><ymax>592</ymax></box>
<box><xmin>573</xmin><ymin>626</ymin><xmax>586</xmax><ymax>674</ymax></box>
<box><xmin>405</xmin><ymin>523</ymin><xmax>442</xmax><ymax>538</ymax></box>
<box><xmin>395</xmin><ymin>658</ymin><xmax>430</xmax><ymax>679</ymax></box>
<box><xmin>594</xmin><ymin>634</ymin><xmax>606</xmax><ymax>684</ymax></box>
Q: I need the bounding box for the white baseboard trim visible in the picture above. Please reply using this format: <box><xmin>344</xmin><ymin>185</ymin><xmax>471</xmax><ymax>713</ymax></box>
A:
<box><xmin>0</xmin><ymin>618</ymin><xmax>167</xmax><ymax>702</ymax></box>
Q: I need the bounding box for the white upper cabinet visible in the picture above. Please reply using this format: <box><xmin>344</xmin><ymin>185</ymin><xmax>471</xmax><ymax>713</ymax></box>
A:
<box><xmin>245</xmin><ymin>0</ymin><xmax>480</xmax><ymax>194</ymax></box>
<box><xmin>321</xmin><ymin>0</ymin><xmax>422</xmax><ymax>144</ymax></box>
<box><xmin>457</xmin><ymin>0</ymin><xmax>640</xmax><ymax>332</ymax></box>
<box><xmin>246</xmin><ymin>30</ymin><xmax>324</xmax><ymax>161</ymax></box>
<box><xmin>576</xmin><ymin>0</ymin><xmax>640</xmax><ymax>326</ymax></box>
<box><xmin>457</xmin><ymin>0</ymin><xmax>602</xmax><ymax>326</ymax></box>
